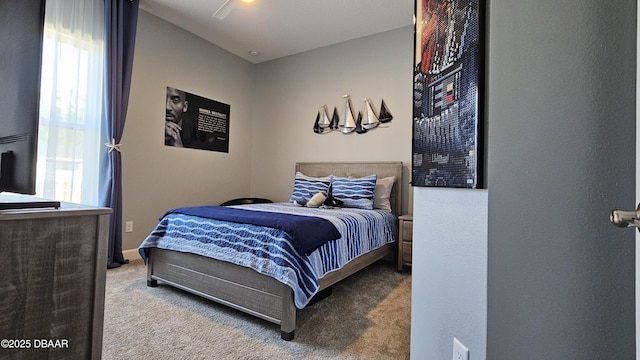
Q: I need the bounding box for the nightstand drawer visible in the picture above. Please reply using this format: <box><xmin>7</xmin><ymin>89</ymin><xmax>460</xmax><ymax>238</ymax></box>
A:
<box><xmin>398</xmin><ymin>214</ymin><xmax>413</xmax><ymax>272</ymax></box>
<box><xmin>402</xmin><ymin>241</ymin><xmax>412</xmax><ymax>264</ymax></box>
<box><xmin>401</xmin><ymin>221</ymin><xmax>413</xmax><ymax>240</ymax></box>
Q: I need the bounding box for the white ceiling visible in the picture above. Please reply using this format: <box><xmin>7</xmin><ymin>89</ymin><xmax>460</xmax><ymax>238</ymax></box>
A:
<box><xmin>139</xmin><ymin>0</ymin><xmax>415</xmax><ymax>64</ymax></box>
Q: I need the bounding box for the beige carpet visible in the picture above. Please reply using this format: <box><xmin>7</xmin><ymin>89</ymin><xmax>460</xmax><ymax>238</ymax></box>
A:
<box><xmin>102</xmin><ymin>259</ymin><xmax>411</xmax><ymax>360</ymax></box>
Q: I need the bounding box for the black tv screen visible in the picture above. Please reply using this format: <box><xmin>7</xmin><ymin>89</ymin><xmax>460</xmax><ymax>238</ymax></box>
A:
<box><xmin>0</xmin><ymin>0</ymin><xmax>46</xmax><ymax>195</ymax></box>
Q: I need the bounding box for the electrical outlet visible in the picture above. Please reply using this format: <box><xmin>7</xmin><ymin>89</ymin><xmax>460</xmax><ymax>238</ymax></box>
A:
<box><xmin>125</xmin><ymin>221</ymin><xmax>134</xmax><ymax>233</ymax></box>
<box><xmin>453</xmin><ymin>337</ymin><xmax>469</xmax><ymax>360</ymax></box>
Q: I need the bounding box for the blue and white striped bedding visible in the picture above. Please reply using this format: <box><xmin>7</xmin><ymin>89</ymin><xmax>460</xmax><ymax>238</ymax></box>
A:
<box><xmin>138</xmin><ymin>202</ymin><xmax>397</xmax><ymax>308</ymax></box>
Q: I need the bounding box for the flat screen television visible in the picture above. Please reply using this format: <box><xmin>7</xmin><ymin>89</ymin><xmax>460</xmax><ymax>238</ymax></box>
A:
<box><xmin>0</xmin><ymin>0</ymin><xmax>59</xmax><ymax>210</ymax></box>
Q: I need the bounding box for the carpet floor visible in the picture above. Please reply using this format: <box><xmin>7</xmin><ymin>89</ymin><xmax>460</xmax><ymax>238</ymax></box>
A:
<box><xmin>102</xmin><ymin>259</ymin><xmax>411</xmax><ymax>360</ymax></box>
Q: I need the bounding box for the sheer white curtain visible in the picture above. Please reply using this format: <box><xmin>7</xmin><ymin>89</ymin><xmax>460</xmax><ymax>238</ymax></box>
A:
<box><xmin>36</xmin><ymin>0</ymin><xmax>104</xmax><ymax>205</ymax></box>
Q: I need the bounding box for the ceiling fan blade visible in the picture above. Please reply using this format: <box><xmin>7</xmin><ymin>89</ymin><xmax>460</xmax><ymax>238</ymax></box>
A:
<box><xmin>213</xmin><ymin>0</ymin><xmax>235</xmax><ymax>20</ymax></box>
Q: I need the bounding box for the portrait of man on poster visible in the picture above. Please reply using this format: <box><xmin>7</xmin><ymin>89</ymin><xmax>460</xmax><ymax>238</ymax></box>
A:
<box><xmin>165</xmin><ymin>86</ymin><xmax>196</xmax><ymax>147</ymax></box>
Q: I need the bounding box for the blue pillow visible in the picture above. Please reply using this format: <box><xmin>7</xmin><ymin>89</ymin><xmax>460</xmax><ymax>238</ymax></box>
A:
<box><xmin>289</xmin><ymin>172</ymin><xmax>332</xmax><ymax>203</ymax></box>
<box><xmin>331</xmin><ymin>174</ymin><xmax>377</xmax><ymax>209</ymax></box>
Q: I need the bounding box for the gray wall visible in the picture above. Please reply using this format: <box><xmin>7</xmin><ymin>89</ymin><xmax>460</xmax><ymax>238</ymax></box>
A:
<box><xmin>411</xmin><ymin>188</ymin><xmax>487</xmax><ymax>359</ymax></box>
<box><xmin>487</xmin><ymin>0</ymin><xmax>635</xmax><ymax>358</ymax></box>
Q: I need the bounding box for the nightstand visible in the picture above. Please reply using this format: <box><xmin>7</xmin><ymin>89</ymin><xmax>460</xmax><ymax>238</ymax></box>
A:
<box><xmin>398</xmin><ymin>214</ymin><xmax>413</xmax><ymax>272</ymax></box>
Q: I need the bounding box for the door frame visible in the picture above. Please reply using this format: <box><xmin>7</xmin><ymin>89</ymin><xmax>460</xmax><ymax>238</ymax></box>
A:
<box><xmin>636</xmin><ymin>1</ymin><xmax>639</xmax><ymax>356</ymax></box>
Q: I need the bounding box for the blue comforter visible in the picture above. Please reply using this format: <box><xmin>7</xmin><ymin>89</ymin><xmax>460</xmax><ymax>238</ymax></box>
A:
<box><xmin>163</xmin><ymin>206</ymin><xmax>341</xmax><ymax>254</ymax></box>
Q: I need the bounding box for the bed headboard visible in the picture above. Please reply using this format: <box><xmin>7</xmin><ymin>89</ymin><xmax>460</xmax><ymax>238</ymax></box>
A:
<box><xmin>295</xmin><ymin>162</ymin><xmax>403</xmax><ymax>217</ymax></box>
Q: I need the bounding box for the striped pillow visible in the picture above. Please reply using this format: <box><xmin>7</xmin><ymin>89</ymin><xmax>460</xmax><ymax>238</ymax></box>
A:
<box><xmin>289</xmin><ymin>172</ymin><xmax>332</xmax><ymax>203</ymax></box>
<box><xmin>331</xmin><ymin>174</ymin><xmax>377</xmax><ymax>209</ymax></box>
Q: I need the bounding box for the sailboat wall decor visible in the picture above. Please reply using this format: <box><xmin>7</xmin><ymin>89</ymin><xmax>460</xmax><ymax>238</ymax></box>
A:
<box><xmin>330</xmin><ymin>107</ymin><xmax>340</xmax><ymax>129</ymax></box>
<box><xmin>318</xmin><ymin>104</ymin><xmax>331</xmax><ymax>129</ymax></box>
<box><xmin>362</xmin><ymin>98</ymin><xmax>380</xmax><ymax>130</ymax></box>
<box><xmin>355</xmin><ymin>111</ymin><xmax>368</xmax><ymax>134</ymax></box>
<box><xmin>339</xmin><ymin>94</ymin><xmax>357</xmax><ymax>134</ymax></box>
<box><xmin>378</xmin><ymin>100</ymin><xmax>393</xmax><ymax>123</ymax></box>
<box><xmin>313</xmin><ymin>111</ymin><xmax>322</xmax><ymax>133</ymax></box>
<box><xmin>312</xmin><ymin>96</ymin><xmax>393</xmax><ymax>135</ymax></box>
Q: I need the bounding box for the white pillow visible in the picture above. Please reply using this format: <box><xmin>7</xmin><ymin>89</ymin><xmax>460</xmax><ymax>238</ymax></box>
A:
<box><xmin>374</xmin><ymin>176</ymin><xmax>395</xmax><ymax>213</ymax></box>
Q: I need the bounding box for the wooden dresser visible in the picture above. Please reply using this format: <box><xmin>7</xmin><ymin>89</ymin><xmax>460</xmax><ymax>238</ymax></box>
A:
<box><xmin>398</xmin><ymin>214</ymin><xmax>413</xmax><ymax>272</ymax></box>
<box><xmin>0</xmin><ymin>195</ymin><xmax>111</xmax><ymax>359</ymax></box>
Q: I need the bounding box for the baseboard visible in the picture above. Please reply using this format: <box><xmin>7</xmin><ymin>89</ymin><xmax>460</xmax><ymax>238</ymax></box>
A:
<box><xmin>123</xmin><ymin>248</ymin><xmax>143</xmax><ymax>265</ymax></box>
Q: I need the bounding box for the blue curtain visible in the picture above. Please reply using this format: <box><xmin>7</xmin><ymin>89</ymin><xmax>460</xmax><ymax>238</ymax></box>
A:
<box><xmin>101</xmin><ymin>0</ymin><xmax>139</xmax><ymax>269</ymax></box>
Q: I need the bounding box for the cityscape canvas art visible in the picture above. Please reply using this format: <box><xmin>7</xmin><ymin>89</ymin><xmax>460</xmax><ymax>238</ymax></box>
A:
<box><xmin>412</xmin><ymin>0</ymin><xmax>483</xmax><ymax>188</ymax></box>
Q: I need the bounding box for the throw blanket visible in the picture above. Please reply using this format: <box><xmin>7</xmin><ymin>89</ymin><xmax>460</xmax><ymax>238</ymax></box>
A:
<box><xmin>163</xmin><ymin>206</ymin><xmax>341</xmax><ymax>255</ymax></box>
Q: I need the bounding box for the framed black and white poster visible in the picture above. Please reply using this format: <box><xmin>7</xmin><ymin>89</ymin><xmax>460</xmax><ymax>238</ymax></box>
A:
<box><xmin>165</xmin><ymin>86</ymin><xmax>230</xmax><ymax>153</ymax></box>
<box><xmin>412</xmin><ymin>0</ymin><xmax>483</xmax><ymax>188</ymax></box>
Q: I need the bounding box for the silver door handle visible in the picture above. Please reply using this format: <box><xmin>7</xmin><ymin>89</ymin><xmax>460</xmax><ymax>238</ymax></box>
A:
<box><xmin>610</xmin><ymin>204</ymin><xmax>640</xmax><ymax>231</ymax></box>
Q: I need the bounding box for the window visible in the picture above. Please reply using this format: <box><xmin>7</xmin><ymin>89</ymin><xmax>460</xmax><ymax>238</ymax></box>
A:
<box><xmin>36</xmin><ymin>0</ymin><xmax>104</xmax><ymax>205</ymax></box>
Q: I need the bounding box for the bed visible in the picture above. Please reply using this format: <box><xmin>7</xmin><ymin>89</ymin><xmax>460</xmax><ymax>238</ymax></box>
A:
<box><xmin>138</xmin><ymin>161</ymin><xmax>403</xmax><ymax>340</ymax></box>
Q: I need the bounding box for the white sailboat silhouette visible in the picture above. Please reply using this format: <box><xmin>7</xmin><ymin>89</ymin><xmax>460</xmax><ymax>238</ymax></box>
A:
<box><xmin>339</xmin><ymin>94</ymin><xmax>357</xmax><ymax>134</ymax></box>
<box><xmin>362</xmin><ymin>98</ymin><xmax>380</xmax><ymax>130</ymax></box>
<box><xmin>318</xmin><ymin>104</ymin><xmax>331</xmax><ymax>129</ymax></box>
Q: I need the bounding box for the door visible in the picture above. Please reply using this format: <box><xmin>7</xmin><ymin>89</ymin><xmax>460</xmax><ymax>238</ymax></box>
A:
<box><xmin>486</xmin><ymin>0</ymin><xmax>636</xmax><ymax>358</ymax></box>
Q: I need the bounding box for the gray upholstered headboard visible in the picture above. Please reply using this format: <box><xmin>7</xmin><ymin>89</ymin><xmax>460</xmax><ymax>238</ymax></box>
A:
<box><xmin>295</xmin><ymin>162</ymin><xmax>403</xmax><ymax>217</ymax></box>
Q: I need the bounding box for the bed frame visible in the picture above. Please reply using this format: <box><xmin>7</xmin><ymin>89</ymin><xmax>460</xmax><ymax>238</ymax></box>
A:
<box><xmin>146</xmin><ymin>161</ymin><xmax>403</xmax><ymax>340</ymax></box>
